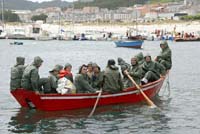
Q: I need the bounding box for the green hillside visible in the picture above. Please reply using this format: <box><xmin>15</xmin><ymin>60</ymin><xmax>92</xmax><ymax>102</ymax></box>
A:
<box><xmin>74</xmin><ymin>0</ymin><xmax>183</xmax><ymax>9</ymax></box>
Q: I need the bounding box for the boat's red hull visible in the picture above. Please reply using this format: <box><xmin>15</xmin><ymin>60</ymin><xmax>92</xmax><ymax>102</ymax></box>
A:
<box><xmin>11</xmin><ymin>77</ymin><xmax>165</xmax><ymax>111</ymax></box>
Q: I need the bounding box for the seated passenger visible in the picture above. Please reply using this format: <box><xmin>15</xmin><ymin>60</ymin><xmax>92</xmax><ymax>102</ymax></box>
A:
<box><xmin>155</xmin><ymin>40</ymin><xmax>172</xmax><ymax>70</ymax></box>
<box><xmin>74</xmin><ymin>64</ymin><xmax>96</xmax><ymax>93</ymax></box>
<box><xmin>124</xmin><ymin>56</ymin><xmax>143</xmax><ymax>87</ymax></box>
<box><xmin>21</xmin><ymin>56</ymin><xmax>51</xmax><ymax>93</ymax></box>
<box><xmin>117</xmin><ymin>57</ymin><xmax>130</xmax><ymax>88</ymax></box>
<box><xmin>91</xmin><ymin>63</ymin><xmax>104</xmax><ymax>90</ymax></box>
<box><xmin>59</xmin><ymin>63</ymin><xmax>73</xmax><ymax>82</ymax></box>
<box><xmin>87</xmin><ymin>62</ymin><xmax>93</xmax><ymax>84</ymax></box>
<box><xmin>141</xmin><ymin>54</ymin><xmax>166</xmax><ymax>85</ymax></box>
<box><xmin>135</xmin><ymin>52</ymin><xmax>144</xmax><ymax>66</ymax></box>
<box><xmin>102</xmin><ymin>59</ymin><xmax>123</xmax><ymax>93</ymax></box>
<box><xmin>48</xmin><ymin>66</ymin><xmax>60</xmax><ymax>93</ymax></box>
<box><xmin>10</xmin><ymin>57</ymin><xmax>26</xmax><ymax>90</ymax></box>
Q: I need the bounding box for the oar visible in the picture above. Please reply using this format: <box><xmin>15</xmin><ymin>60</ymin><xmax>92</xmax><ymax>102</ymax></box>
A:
<box><xmin>88</xmin><ymin>88</ymin><xmax>103</xmax><ymax>117</ymax></box>
<box><xmin>124</xmin><ymin>70</ymin><xmax>157</xmax><ymax>108</ymax></box>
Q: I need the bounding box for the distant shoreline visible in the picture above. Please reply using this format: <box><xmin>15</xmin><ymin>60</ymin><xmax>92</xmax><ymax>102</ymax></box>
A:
<box><xmin>2</xmin><ymin>21</ymin><xmax>200</xmax><ymax>35</ymax></box>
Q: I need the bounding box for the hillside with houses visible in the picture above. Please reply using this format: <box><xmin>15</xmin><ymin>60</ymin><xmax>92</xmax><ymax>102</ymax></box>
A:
<box><xmin>1</xmin><ymin>0</ymin><xmax>199</xmax><ymax>24</ymax></box>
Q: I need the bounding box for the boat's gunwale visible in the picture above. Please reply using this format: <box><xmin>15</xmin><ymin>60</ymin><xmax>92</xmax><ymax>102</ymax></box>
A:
<box><xmin>13</xmin><ymin>76</ymin><xmax>164</xmax><ymax>98</ymax></box>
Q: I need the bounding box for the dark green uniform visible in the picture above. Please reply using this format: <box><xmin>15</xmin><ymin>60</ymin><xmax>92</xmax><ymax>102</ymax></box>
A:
<box><xmin>118</xmin><ymin>57</ymin><xmax>131</xmax><ymax>88</ymax></box>
<box><xmin>135</xmin><ymin>52</ymin><xmax>144</xmax><ymax>66</ymax></box>
<box><xmin>127</xmin><ymin>62</ymin><xmax>143</xmax><ymax>86</ymax></box>
<box><xmin>10</xmin><ymin>57</ymin><xmax>25</xmax><ymax>90</ymax></box>
<box><xmin>92</xmin><ymin>71</ymin><xmax>104</xmax><ymax>90</ymax></box>
<box><xmin>142</xmin><ymin>60</ymin><xmax>166</xmax><ymax>84</ymax></box>
<box><xmin>48</xmin><ymin>74</ymin><xmax>58</xmax><ymax>93</ymax></box>
<box><xmin>118</xmin><ymin>57</ymin><xmax>131</xmax><ymax>72</ymax></box>
<box><xmin>21</xmin><ymin>56</ymin><xmax>50</xmax><ymax>93</ymax></box>
<box><xmin>74</xmin><ymin>74</ymin><xmax>96</xmax><ymax>93</ymax></box>
<box><xmin>102</xmin><ymin>64</ymin><xmax>123</xmax><ymax>93</ymax></box>
<box><xmin>157</xmin><ymin>41</ymin><xmax>172</xmax><ymax>70</ymax></box>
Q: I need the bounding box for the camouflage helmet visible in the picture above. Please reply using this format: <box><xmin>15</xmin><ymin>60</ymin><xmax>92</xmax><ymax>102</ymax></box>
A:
<box><xmin>33</xmin><ymin>56</ymin><xmax>43</xmax><ymax>67</ymax></box>
<box><xmin>16</xmin><ymin>56</ymin><xmax>25</xmax><ymax>66</ymax></box>
<box><xmin>55</xmin><ymin>64</ymin><xmax>63</xmax><ymax>71</ymax></box>
<box><xmin>64</xmin><ymin>63</ymin><xmax>72</xmax><ymax>69</ymax></box>
<box><xmin>49</xmin><ymin>65</ymin><xmax>60</xmax><ymax>73</ymax></box>
<box><xmin>160</xmin><ymin>40</ymin><xmax>168</xmax><ymax>47</ymax></box>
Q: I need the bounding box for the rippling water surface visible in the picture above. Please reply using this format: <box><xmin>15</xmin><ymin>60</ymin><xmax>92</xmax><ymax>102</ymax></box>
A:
<box><xmin>0</xmin><ymin>40</ymin><xmax>199</xmax><ymax>133</ymax></box>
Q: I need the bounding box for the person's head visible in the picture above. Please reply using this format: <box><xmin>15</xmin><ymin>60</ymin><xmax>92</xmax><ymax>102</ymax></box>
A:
<box><xmin>64</xmin><ymin>63</ymin><xmax>72</xmax><ymax>72</ymax></box>
<box><xmin>144</xmin><ymin>53</ymin><xmax>151</xmax><ymax>62</ymax></box>
<box><xmin>135</xmin><ymin>52</ymin><xmax>144</xmax><ymax>61</ymax></box>
<box><xmin>107</xmin><ymin>59</ymin><xmax>118</xmax><ymax>70</ymax></box>
<box><xmin>49</xmin><ymin>66</ymin><xmax>60</xmax><ymax>76</ymax></box>
<box><xmin>55</xmin><ymin>64</ymin><xmax>63</xmax><ymax>72</ymax></box>
<box><xmin>33</xmin><ymin>56</ymin><xmax>43</xmax><ymax>68</ymax></box>
<box><xmin>92</xmin><ymin>63</ymin><xmax>101</xmax><ymax>73</ymax></box>
<box><xmin>131</xmin><ymin>57</ymin><xmax>137</xmax><ymax>65</ymax></box>
<box><xmin>117</xmin><ymin>57</ymin><xmax>124</xmax><ymax>65</ymax></box>
<box><xmin>87</xmin><ymin>62</ymin><xmax>93</xmax><ymax>72</ymax></box>
<box><xmin>107</xmin><ymin>59</ymin><xmax>115</xmax><ymax>67</ymax></box>
<box><xmin>78</xmin><ymin>64</ymin><xmax>88</xmax><ymax>74</ymax></box>
<box><xmin>160</xmin><ymin>40</ymin><xmax>168</xmax><ymax>49</ymax></box>
<box><xmin>16</xmin><ymin>57</ymin><xmax>25</xmax><ymax>66</ymax></box>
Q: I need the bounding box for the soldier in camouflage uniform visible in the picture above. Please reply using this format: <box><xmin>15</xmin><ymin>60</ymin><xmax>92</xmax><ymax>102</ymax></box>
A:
<box><xmin>48</xmin><ymin>66</ymin><xmax>60</xmax><ymax>93</ymax></box>
<box><xmin>135</xmin><ymin>52</ymin><xmax>144</xmax><ymax>66</ymax></box>
<box><xmin>91</xmin><ymin>63</ymin><xmax>104</xmax><ymax>90</ymax></box>
<box><xmin>124</xmin><ymin>56</ymin><xmax>144</xmax><ymax>87</ymax></box>
<box><xmin>74</xmin><ymin>64</ymin><xmax>96</xmax><ymax>93</ymax></box>
<box><xmin>102</xmin><ymin>59</ymin><xmax>123</xmax><ymax>93</ymax></box>
<box><xmin>21</xmin><ymin>56</ymin><xmax>51</xmax><ymax>93</ymax></box>
<box><xmin>117</xmin><ymin>57</ymin><xmax>130</xmax><ymax>88</ymax></box>
<box><xmin>156</xmin><ymin>40</ymin><xmax>172</xmax><ymax>70</ymax></box>
<box><xmin>10</xmin><ymin>57</ymin><xmax>25</xmax><ymax>90</ymax></box>
<box><xmin>141</xmin><ymin>54</ymin><xmax>166</xmax><ymax>85</ymax></box>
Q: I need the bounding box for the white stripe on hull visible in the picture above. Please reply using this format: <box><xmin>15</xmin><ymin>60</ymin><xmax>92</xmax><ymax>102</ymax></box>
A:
<box><xmin>40</xmin><ymin>83</ymin><xmax>160</xmax><ymax>100</ymax></box>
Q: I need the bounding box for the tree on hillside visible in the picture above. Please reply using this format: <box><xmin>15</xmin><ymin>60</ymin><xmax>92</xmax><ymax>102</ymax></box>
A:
<box><xmin>31</xmin><ymin>14</ymin><xmax>48</xmax><ymax>22</ymax></box>
<box><xmin>0</xmin><ymin>10</ymin><xmax>20</xmax><ymax>22</ymax></box>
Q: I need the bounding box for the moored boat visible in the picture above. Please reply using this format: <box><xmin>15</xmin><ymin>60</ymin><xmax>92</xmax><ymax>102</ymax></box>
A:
<box><xmin>175</xmin><ymin>38</ymin><xmax>200</xmax><ymax>42</ymax></box>
<box><xmin>11</xmin><ymin>76</ymin><xmax>166</xmax><ymax>111</ymax></box>
<box><xmin>10</xmin><ymin>41</ymin><xmax>23</xmax><ymax>45</ymax></box>
<box><xmin>115</xmin><ymin>40</ymin><xmax>143</xmax><ymax>49</ymax></box>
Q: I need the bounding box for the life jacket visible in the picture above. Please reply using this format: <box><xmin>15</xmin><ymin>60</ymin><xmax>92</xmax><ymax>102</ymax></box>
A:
<box><xmin>59</xmin><ymin>69</ymin><xmax>73</xmax><ymax>78</ymax></box>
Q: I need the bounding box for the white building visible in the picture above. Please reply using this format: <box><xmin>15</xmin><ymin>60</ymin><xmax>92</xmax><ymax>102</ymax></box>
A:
<box><xmin>184</xmin><ymin>0</ymin><xmax>199</xmax><ymax>6</ymax></box>
<box><xmin>12</xmin><ymin>10</ymin><xmax>32</xmax><ymax>23</ymax></box>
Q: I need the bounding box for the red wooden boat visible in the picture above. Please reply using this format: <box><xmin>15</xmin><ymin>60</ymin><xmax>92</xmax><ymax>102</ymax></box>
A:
<box><xmin>11</xmin><ymin>76</ymin><xmax>166</xmax><ymax>111</ymax></box>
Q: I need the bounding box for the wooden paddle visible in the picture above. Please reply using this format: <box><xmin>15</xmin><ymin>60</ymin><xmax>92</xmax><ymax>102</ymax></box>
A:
<box><xmin>88</xmin><ymin>88</ymin><xmax>103</xmax><ymax>117</ymax></box>
<box><xmin>124</xmin><ymin>70</ymin><xmax>157</xmax><ymax>108</ymax></box>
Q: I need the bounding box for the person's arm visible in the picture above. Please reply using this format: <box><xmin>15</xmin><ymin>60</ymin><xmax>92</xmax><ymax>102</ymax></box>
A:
<box><xmin>79</xmin><ymin>75</ymin><xmax>95</xmax><ymax>93</ymax></box>
<box><xmin>118</xmin><ymin>73</ymin><xmax>124</xmax><ymax>90</ymax></box>
<box><xmin>129</xmin><ymin>68</ymin><xmax>143</xmax><ymax>78</ymax></box>
<box><xmin>30</xmin><ymin>69</ymin><xmax>39</xmax><ymax>91</ymax></box>
<box><xmin>49</xmin><ymin>76</ymin><xmax>58</xmax><ymax>89</ymax></box>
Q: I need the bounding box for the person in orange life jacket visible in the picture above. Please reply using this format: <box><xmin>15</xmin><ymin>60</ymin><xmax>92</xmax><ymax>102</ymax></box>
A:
<box><xmin>59</xmin><ymin>63</ymin><xmax>73</xmax><ymax>82</ymax></box>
